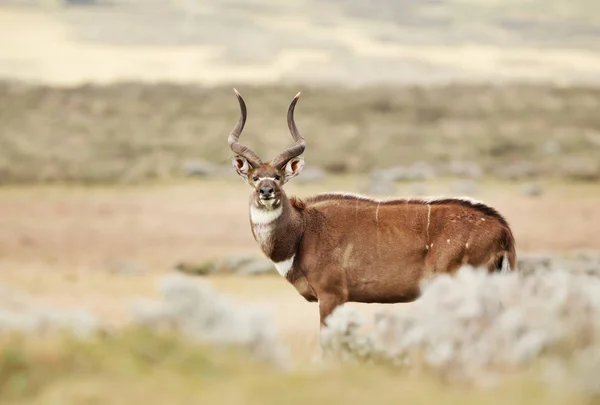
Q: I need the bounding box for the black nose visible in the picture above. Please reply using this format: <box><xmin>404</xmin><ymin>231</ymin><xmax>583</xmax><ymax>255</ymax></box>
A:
<box><xmin>260</xmin><ymin>186</ymin><xmax>274</xmax><ymax>196</ymax></box>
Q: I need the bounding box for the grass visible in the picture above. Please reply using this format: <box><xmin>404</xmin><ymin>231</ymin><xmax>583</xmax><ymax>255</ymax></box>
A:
<box><xmin>0</xmin><ymin>328</ymin><xmax>267</xmax><ymax>404</ymax></box>
<box><xmin>0</xmin><ymin>328</ymin><xmax>591</xmax><ymax>405</ymax></box>
<box><xmin>1</xmin><ymin>81</ymin><xmax>600</xmax><ymax>184</ymax></box>
<box><xmin>0</xmin><ymin>175</ymin><xmax>598</xmax><ymax>403</ymax></box>
<box><xmin>0</xmin><ymin>178</ymin><xmax>598</xmax><ymax>368</ymax></box>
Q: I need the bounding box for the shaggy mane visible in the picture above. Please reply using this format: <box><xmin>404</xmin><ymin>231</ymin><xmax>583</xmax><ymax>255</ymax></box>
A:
<box><xmin>289</xmin><ymin>196</ymin><xmax>306</xmax><ymax>211</ymax></box>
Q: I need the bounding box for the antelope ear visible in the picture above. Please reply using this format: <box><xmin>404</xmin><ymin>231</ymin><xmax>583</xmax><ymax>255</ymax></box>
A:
<box><xmin>283</xmin><ymin>157</ymin><xmax>304</xmax><ymax>184</ymax></box>
<box><xmin>232</xmin><ymin>156</ymin><xmax>251</xmax><ymax>183</ymax></box>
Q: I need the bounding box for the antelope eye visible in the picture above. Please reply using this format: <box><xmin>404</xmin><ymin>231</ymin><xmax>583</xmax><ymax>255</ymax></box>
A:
<box><xmin>274</xmin><ymin>174</ymin><xmax>281</xmax><ymax>180</ymax></box>
<box><xmin>252</xmin><ymin>176</ymin><xmax>259</xmax><ymax>182</ymax></box>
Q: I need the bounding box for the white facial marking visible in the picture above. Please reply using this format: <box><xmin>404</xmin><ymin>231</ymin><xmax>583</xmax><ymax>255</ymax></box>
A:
<box><xmin>261</xmin><ymin>198</ymin><xmax>279</xmax><ymax>210</ymax></box>
<box><xmin>273</xmin><ymin>255</ymin><xmax>294</xmax><ymax>277</ymax></box>
<box><xmin>250</xmin><ymin>205</ymin><xmax>283</xmax><ymax>225</ymax></box>
<box><xmin>257</xmin><ymin>176</ymin><xmax>277</xmax><ymax>182</ymax></box>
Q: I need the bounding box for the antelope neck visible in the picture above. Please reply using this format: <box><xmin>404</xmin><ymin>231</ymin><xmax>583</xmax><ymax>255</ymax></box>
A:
<box><xmin>249</xmin><ymin>192</ymin><xmax>301</xmax><ymax>262</ymax></box>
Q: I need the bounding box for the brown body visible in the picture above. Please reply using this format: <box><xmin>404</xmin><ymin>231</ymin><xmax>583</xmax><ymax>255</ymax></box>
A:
<box><xmin>228</xmin><ymin>89</ymin><xmax>517</xmax><ymax>327</ymax></box>
<box><xmin>249</xmin><ymin>192</ymin><xmax>516</xmax><ymax>326</ymax></box>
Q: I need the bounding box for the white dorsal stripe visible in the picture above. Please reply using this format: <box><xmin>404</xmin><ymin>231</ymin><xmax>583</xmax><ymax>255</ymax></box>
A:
<box><xmin>250</xmin><ymin>205</ymin><xmax>283</xmax><ymax>225</ymax></box>
<box><xmin>273</xmin><ymin>255</ymin><xmax>295</xmax><ymax>277</ymax></box>
<box><xmin>313</xmin><ymin>192</ymin><xmax>486</xmax><ymax>206</ymax></box>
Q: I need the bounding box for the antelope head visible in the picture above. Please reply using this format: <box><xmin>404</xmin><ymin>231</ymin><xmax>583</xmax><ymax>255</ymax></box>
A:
<box><xmin>229</xmin><ymin>89</ymin><xmax>306</xmax><ymax>210</ymax></box>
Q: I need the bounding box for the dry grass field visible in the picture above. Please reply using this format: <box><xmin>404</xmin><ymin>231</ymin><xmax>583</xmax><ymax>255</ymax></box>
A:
<box><xmin>1</xmin><ymin>178</ymin><xmax>599</xmax><ymax>404</ymax></box>
<box><xmin>1</xmin><ymin>1</ymin><xmax>600</xmax><ymax>402</ymax></box>
<box><xmin>2</xmin><ymin>177</ymin><xmax>599</xmax><ymax>364</ymax></box>
<box><xmin>1</xmin><ymin>328</ymin><xmax>589</xmax><ymax>405</ymax></box>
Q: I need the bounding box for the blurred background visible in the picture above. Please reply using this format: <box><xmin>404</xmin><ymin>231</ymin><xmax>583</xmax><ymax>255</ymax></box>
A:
<box><xmin>1</xmin><ymin>0</ymin><xmax>600</xmax><ymax>403</ymax></box>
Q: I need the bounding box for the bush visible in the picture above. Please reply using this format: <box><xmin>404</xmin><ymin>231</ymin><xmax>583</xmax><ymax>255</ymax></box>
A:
<box><xmin>0</xmin><ymin>285</ymin><xmax>98</xmax><ymax>337</ymax></box>
<box><xmin>321</xmin><ymin>265</ymin><xmax>600</xmax><ymax>394</ymax></box>
<box><xmin>131</xmin><ymin>273</ymin><xmax>289</xmax><ymax>367</ymax></box>
<box><xmin>0</xmin><ymin>274</ymin><xmax>289</xmax><ymax>368</ymax></box>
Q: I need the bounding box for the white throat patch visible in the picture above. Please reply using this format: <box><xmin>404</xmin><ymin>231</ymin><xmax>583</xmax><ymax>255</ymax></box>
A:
<box><xmin>250</xmin><ymin>204</ymin><xmax>282</xmax><ymax>254</ymax></box>
<box><xmin>273</xmin><ymin>255</ymin><xmax>295</xmax><ymax>277</ymax></box>
<box><xmin>250</xmin><ymin>205</ymin><xmax>283</xmax><ymax>225</ymax></box>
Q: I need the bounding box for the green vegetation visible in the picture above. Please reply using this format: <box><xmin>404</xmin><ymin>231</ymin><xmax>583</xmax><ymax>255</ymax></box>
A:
<box><xmin>0</xmin><ymin>328</ymin><xmax>267</xmax><ymax>404</ymax></box>
<box><xmin>1</xmin><ymin>81</ymin><xmax>599</xmax><ymax>184</ymax></box>
<box><xmin>0</xmin><ymin>328</ymin><xmax>591</xmax><ymax>405</ymax></box>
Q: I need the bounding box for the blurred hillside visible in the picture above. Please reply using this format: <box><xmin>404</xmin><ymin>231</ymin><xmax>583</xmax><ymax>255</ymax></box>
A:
<box><xmin>1</xmin><ymin>0</ymin><xmax>600</xmax><ymax>85</ymax></box>
<box><xmin>1</xmin><ymin>82</ymin><xmax>600</xmax><ymax>183</ymax></box>
<box><xmin>1</xmin><ymin>0</ymin><xmax>600</xmax><ymax>183</ymax></box>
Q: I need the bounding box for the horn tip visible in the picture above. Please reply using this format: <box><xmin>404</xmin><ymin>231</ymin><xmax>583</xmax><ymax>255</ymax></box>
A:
<box><xmin>233</xmin><ymin>88</ymin><xmax>241</xmax><ymax>96</ymax></box>
<box><xmin>294</xmin><ymin>91</ymin><xmax>301</xmax><ymax>99</ymax></box>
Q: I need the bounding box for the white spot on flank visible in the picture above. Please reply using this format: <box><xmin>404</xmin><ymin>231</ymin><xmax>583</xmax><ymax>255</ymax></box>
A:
<box><xmin>342</xmin><ymin>244</ymin><xmax>353</xmax><ymax>267</ymax></box>
<box><xmin>250</xmin><ymin>205</ymin><xmax>283</xmax><ymax>225</ymax></box>
<box><xmin>465</xmin><ymin>242</ymin><xmax>469</xmax><ymax>248</ymax></box>
<box><xmin>447</xmin><ymin>239</ymin><xmax>451</xmax><ymax>244</ymax></box>
<box><xmin>273</xmin><ymin>255</ymin><xmax>294</xmax><ymax>277</ymax></box>
<box><xmin>430</xmin><ymin>242</ymin><xmax>434</xmax><ymax>248</ymax></box>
